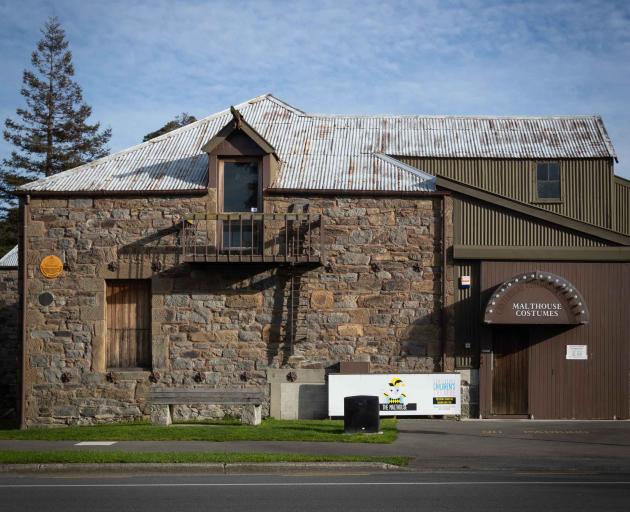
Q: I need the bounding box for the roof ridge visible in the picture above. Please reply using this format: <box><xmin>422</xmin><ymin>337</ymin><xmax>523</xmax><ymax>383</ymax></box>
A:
<box><xmin>307</xmin><ymin>113</ymin><xmax>605</xmax><ymax>120</ymax></box>
<box><xmin>261</xmin><ymin>94</ymin><xmax>307</xmax><ymax>116</ymax></box>
<box><xmin>592</xmin><ymin>115</ymin><xmax>618</xmax><ymax>162</ymax></box>
<box><xmin>374</xmin><ymin>154</ymin><xmax>435</xmax><ymax>182</ymax></box>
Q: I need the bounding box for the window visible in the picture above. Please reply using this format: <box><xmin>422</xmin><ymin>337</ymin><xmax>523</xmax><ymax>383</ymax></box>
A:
<box><xmin>221</xmin><ymin>160</ymin><xmax>261</xmax><ymax>250</ymax></box>
<box><xmin>106</xmin><ymin>280</ymin><xmax>151</xmax><ymax>369</ymax></box>
<box><xmin>536</xmin><ymin>162</ymin><xmax>561</xmax><ymax>200</ymax></box>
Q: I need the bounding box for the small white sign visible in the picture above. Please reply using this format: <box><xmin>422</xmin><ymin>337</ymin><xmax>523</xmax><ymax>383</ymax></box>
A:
<box><xmin>566</xmin><ymin>345</ymin><xmax>588</xmax><ymax>360</ymax></box>
<box><xmin>459</xmin><ymin>276</ymin><xmax>471</xmax><ymax>288</ymax></box>
<box><xmin>328</xmin><ymin>373</ymin><xmax>461</xmax><ymax>416</ymax></box>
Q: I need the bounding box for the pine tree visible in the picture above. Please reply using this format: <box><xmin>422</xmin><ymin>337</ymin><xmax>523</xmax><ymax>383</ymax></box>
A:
<box><xmin>143</xmin><ymin>113</ymin><xmax>197</xmax><ymax>142</ymax></box>
<box><xmin>0</xmin><ymin>16</ymin><xmax>111</xmax><ymax>213</ymax></box>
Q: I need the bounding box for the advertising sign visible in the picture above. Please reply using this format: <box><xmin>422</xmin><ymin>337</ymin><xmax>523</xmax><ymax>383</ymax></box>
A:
<box><xmin>328</xmin><ymin>373</ymin><xmax>461</xmax><ymax>416</ymax></box>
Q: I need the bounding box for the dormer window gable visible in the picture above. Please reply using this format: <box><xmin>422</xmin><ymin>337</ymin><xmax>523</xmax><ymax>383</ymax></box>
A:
<box><xmin>203</xmin><ymin>107</ymin><xmax>279</xmax><ymax>204</ymax></box>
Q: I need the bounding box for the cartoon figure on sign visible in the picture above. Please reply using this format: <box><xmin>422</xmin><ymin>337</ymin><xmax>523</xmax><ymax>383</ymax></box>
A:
<box><xmin>384</xmin><ymin>377</ymin><xmax>407</xmax><ymax>405</ymax></box>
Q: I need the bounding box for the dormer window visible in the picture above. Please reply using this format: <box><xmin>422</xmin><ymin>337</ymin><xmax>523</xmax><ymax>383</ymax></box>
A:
<box><xmin>220</xmin><ymin>158</ymin><xmax>262</xmax><ymax>250</ymax></box>
<box><xmin>535</xmin><ymin>162</ymin><xmax>561</xmax><ymax>201</ymax></box>
<box><xmin>222</xmin><ymin>160</ymin><xmax>261</xmax><ymax>213</ymax></box>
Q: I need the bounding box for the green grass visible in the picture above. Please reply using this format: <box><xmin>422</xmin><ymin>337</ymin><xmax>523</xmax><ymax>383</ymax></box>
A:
<box><xmin>0</xmin><ymin>418</ymin><xmax>397</xmax><ymax>444</ymax></box>
<box><xmin>0</xmin><ymin>450</ymin><xmax>409</xmax><ymax>466</ymax></box>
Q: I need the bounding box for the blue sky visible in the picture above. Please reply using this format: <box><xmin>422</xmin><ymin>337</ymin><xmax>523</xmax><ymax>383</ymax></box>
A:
<box><xmin>1</xmin><ymin>0</ymin><xmax>629</xmax><ymax>177</ymax></box>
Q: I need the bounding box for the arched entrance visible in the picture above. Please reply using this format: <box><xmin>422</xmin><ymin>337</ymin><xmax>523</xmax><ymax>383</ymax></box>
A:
<box><xmin>484</xmin><ymin>271</ymin><xmax>589</xmax><ymax>325</ymax></box>
<box><xmin>483</xmin><ymin>271</ymin><xmax>589</xmax><ymax>417</ymax></box>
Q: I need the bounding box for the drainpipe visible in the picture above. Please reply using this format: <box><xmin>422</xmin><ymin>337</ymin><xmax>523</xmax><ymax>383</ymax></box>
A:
<box><xmin>19</xmin><ymin>195</ymin><xmax>29</xmax><ymax>429</ymax></box>
<box><xmin>440</xmin><ymin>196</ymin><xmax>447</xmax><ymax>373</ymax></box>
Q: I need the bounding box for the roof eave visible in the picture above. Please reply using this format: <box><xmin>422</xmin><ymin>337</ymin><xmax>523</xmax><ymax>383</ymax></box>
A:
<box><xmin>13</xmin><ymin>188</ymin><xmax>208</xmax><ymax>197</ymax></box>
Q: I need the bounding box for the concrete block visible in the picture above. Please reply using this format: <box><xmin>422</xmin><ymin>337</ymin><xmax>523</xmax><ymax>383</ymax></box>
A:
<box><xmin>241</xmin><ymin>404</ymin><xmax>262</xmax><ymax>426</ymax></box>
<box><xmin>151</xmin><ymin>404</ymin><xmax>172</xmax><ymax>426</ymax></box>
<box><xmin>267</xmin><ymin>368</ymin><xmax>326</xmax><ymax>419</ymax></box>
<box><xmin>279</xmin><ymin>383</ymin><xmax>328</xmax><ymax>420</ymax></box>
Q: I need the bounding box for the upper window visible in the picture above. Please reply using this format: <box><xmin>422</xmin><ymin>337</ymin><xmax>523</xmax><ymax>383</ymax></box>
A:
<box><xmin>220</xmin><ymin>160</ymin><xmax>261</xmax><ymax>251</ymax></box>
<box><xmin>536</xmin><ymin>162</ymin><xmax>561</xmax><ymax>201</ymax></box>
<box><xmin>222</xmin><ymin>161</ymin><xmax>260</xmax><ymax>213</ymax></box>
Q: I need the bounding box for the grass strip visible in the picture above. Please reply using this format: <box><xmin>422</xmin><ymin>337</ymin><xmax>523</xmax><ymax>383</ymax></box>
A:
<box><xmin>0</xmin><ymin>450</ymin><xmax>409</xmax><ymax>466</ymax></box>
<box><xmin>0</xmin><ymin>418</ymin><xmax>397</xmax><ymax>444</ymax></box>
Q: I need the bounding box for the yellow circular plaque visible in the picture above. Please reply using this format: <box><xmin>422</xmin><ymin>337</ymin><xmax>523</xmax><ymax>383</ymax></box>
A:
<box><xmin>40</xmin><ymin>255</ymin><xmax>64</xmax><ymax>279</ymax></box>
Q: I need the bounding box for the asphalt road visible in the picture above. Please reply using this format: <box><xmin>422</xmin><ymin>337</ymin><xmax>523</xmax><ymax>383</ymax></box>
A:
<box><xmin>3</xmin><ymin>419</ymin><xmax>629</xmax><ymax>472</ymax></box>
<box><xmin>1</xmin><ymin>470</ymin><xmax>629</xmax><ymax>512</ymax></box>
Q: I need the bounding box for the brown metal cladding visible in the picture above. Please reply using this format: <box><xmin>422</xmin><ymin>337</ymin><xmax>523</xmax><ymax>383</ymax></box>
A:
<box><xmin>454</xmin><ymin>196</ymin><xmax>609</xmax><ymax>247</ymax></box>
<box><xmin>454</xmin><ymin>261</ymin><xmax>481</xmax><ymax>368</ymax></box>
<box><xmin>480</xmin><ymin>261</ymin><xmax>630</xmax><ymax>419</ymax></box>
<box><xmin>614</xmin><ymin>177</ymin><xmax>630</xmax><ymax>235</ymax></box>
<box><xmin>397</xmin><ymin>157</ymin><xmax>615</xmax><ymax>230</ymax></box>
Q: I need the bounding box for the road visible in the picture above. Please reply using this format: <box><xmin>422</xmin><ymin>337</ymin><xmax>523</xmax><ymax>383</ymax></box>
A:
<box><xmin>1</xmin><ymin>470</ymin><xmax>629</xmax><ymax>512</ymax></box>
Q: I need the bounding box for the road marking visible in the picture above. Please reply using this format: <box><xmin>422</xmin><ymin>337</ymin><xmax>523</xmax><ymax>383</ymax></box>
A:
<box><xmin>73</xmin><ymin>442</ymin><xmax>118</xmax><ymax>446</ymax></box>
<box><xmin>523</xmin><ymin>430</ymin><xmax>589</xmax><ymax>434</ymax></box>
<box><xmin>0</xmin><ymin>481</ymin><xmax>628</xmax><ymax>488</ymax></box>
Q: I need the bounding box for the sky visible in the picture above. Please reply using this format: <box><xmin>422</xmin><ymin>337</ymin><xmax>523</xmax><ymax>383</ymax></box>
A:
<box><xmin>0</xmin><ymin>0</ymin><xmax>629</xmax><ymax>178</ymax></box>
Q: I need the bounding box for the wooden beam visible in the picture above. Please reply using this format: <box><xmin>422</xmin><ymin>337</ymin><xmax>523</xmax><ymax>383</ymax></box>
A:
<box><xmin>454</xmin><ymin>245</ymin><xmax>630</xmax><ymax>261</ymax></box>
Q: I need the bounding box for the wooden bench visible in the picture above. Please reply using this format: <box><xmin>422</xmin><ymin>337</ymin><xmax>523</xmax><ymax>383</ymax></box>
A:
<box><xmin>147</xmin><ymin>389</ymin><xmax>265</xmax><ymax>426</ymax></box>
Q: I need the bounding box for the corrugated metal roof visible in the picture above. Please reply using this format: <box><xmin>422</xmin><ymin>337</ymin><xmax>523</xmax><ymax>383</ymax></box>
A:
<box><xmin>19</xmin><ymin>94</ymin><xmax>617</xmax><ymax>193</ymax></box>
<box><xmin>0</xmin><ymin>245</ymin><xmax>18</xmax><ymax>268</ymax></box>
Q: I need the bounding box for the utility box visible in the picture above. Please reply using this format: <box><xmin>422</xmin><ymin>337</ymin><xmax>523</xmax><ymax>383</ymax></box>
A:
<box><xmin>344</xmin><ymin>395</ymin><xmax>380</xmax><ymax>434</ymax></box>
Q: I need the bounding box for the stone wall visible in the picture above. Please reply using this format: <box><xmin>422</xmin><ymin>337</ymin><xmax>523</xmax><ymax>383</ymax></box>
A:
<box><xmin>22</xmin><ymin>193</ymin><xmax>456</xmax><ymax>426</ymax></box>
<box><xmin>0</xmin><ymin>268</ymin><xmax>19</xmax><ymax>418</ymax></box>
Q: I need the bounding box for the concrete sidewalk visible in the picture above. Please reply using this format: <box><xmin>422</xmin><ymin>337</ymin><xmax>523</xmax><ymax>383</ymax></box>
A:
<box><xmin>2</xmin><ymin>419</ymin><xmax>630</xmax><ymax>473</ymax></box>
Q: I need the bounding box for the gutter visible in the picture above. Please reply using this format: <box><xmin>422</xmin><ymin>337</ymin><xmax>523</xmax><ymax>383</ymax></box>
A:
<box><xmin>440</xmin><ymin>196</ymin><xmax>448</xmax><ymax>372</ymax></box>
<box><xmin>265</xmin><ymin>188</ymin><xmax>449</xmax><ymax>198</ymax></box>
<box><xmin>13</xmin><ymin>189</ymin><xmax>208</xmax><ymax>198</ymax></box>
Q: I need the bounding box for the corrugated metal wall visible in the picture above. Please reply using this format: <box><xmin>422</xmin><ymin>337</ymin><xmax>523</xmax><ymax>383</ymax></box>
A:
<box><xmin>398</xmin><ymin>157</ymin><xmax>614</xmax><ymax>229</ymax></box>
<box><xmin>454</xmin><ymin>196</ymin><xmax>609</xmax><ymax>247</ymax></box>
<box><xmin>614</xmin><ymin>177</ymin><xmax>630</xmax><ymax>235</ymax></box>
<box><xmin>480</xmin><ymin>261</ymin><xmax>630</xmax><ymax>419</ymax></box>
<box><xmin>454</xmin><ymin>262</ymin><xmax>480</xmax><ymax>368</ymax></box>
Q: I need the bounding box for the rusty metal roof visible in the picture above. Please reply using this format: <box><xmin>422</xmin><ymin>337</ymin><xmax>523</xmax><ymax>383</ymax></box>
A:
<box><xmin>0</xmin><ymin>245</ymin><xmax>18</xmax><ymax>268</ymax></box>
<box><xmin>19</xmin><ymin>94</ymin><xmax>617</xmax><ymax>193</ymax></box>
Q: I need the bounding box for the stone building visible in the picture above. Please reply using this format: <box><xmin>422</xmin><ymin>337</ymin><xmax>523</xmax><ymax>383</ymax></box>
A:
<box><xmin>10</xmin><ymin>94</ymin><xmax>630</xmax><ymax>427</ymax></box>
<box><xmin>0</xmin><ymin>245</ymin><xmax>19</xmax><ymax>418</ymax></box>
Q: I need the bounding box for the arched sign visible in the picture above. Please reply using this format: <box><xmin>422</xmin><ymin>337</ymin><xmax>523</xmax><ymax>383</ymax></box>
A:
<box><xmin>484</xmin><ymin>271</ymin><xmax>589</xmax><ymax>325</ymax></box>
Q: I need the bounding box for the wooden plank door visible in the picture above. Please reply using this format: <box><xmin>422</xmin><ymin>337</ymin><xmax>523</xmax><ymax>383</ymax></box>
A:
<box><xmin>106</xmin><ymin>280</ymin><xmax>151</xmax><ymax>369</ymax></box>
<box><xmin>492</xmin><ymin>326</ymin><xmax>529</xmax><ymax>415</ymax></box>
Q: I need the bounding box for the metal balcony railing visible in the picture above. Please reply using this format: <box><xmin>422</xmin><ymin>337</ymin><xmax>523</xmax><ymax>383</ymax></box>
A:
<box><xmin>181</xmin><ymin>213</ymin><xmax>323</xmax><ymax>264</ymax></box>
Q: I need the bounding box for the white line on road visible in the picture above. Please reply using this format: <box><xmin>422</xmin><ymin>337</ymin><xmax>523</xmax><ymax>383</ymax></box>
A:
<box><xmin>73</xmin><ymin>442</ymin><xmax>118</xmax><ymax>446</ymax></box>
<box><xmin>0</xmin><ymin>481</ymin><xmax>628</xmax><ymax>488</ymax></box>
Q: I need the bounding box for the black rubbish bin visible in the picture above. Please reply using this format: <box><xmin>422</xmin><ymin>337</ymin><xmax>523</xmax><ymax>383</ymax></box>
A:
<box><xmin>344</xmin><ymin>395</ymin><xmax>380</xmax><ymax>434</ymax></box>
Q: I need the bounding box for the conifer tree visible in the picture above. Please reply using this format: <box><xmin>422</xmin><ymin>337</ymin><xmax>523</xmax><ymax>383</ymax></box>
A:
<box><xmin>0</xmin><ymin>16</ymin><xmax>111</xmax><ymax>214</ymax></box>
<box><xmin>143</xmin><ymin>113</ymin><xmax>197</xmax><ymax>142</ymax></box>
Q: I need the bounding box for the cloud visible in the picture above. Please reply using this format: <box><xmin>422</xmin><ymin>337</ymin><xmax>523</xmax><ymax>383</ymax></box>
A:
<box><xmin>1</xmin><ymin>0</ymin><xmax>629</xmax><ymax>176</ymax></box>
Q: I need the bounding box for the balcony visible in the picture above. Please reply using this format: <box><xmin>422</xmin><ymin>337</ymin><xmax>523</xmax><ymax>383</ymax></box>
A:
<box><xmin>180</xmin><ymin>213</ymin><xmax>324</xmax><ymax>264</ymax></box>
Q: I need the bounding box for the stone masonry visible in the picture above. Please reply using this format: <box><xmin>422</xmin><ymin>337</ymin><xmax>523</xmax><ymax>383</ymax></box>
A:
<box><xmin>0</xmin><ymin>267</ymin><xmax>19</xmax><ymax>418</ymax></box>
<box><xmin>21</xmin><ymin>193</ymin><xmax>456</xmax><ymax>426</ymax></box>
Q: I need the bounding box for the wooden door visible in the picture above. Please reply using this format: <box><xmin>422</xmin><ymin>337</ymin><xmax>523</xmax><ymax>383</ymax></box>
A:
<box><xmin>106</xmin><ymin>280</ymin><xmax>151</xmax><ymax>369</ymax></box>
<box><xmin>492</xmin><ymin>326</ymin><xmax>529</xmax><ymax>415</ymax></box>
